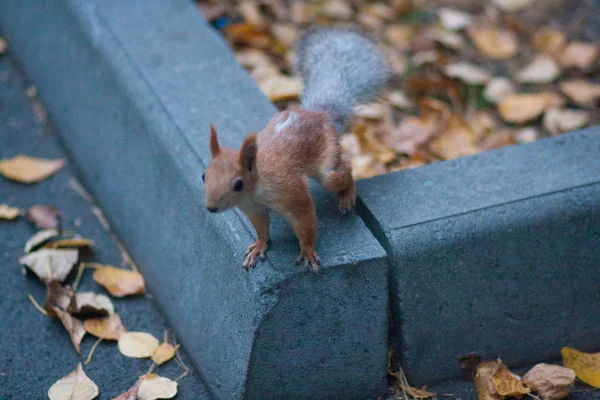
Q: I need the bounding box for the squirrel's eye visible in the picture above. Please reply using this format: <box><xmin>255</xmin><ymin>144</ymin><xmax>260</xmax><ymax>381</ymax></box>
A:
<box><xmin>233</xmin><ymin>179</ymin><xmax>243</xmax><ymax>192</ymax></box>
<box><xmin>202</xmin><ymin>173</ymin><xmax>205</xmax><ymax>183</ymax></box>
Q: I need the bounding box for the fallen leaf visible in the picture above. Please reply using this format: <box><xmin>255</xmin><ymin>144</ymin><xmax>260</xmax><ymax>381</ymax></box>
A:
<box><xmin>515</xmin><ymin>55</ymin><xmax>560</xmax><ymax>83</ymax></box>
<box><xmin>411</xmin><ymin>50</ymin><xmax>440</xmax><ymax>66</ymax></box>
<box><xmin>523</xmin><ymin>363</ymin><xmax>575</xmax><ymax>400</ymax></box>
<box><xmin>484</xmin><ymin>78</ymin><xmax>516</xmax><ymax>103</ymax></box>
<box><xmin>543</xmin><ymin>108</ymin><xmax>590</xmax><ymax>135</ymax></box>
<box><xmin>45</xmin><ymin>281</ymin><xmax>75</xmax><ymax>317</ymax></box>
<box><xmin>388</xmin><ymin>90</ymin><xmax>412</xmax><ymax>109</ymax></box>
<box><xmin>137</xmin><ymin>374</ymin><xmax>178</xmax><ymax>400</ymax></box>
<box><xmin>468</xmin><ymin>26</ymin><xmax>518</xmax><ymax>59</ymax></box>
<box><xmin>45</xmin><ymin>238</ymin><xmax>95</xmax><ymax>249</ymax></box>
<box><xmin>491</xmin><ymin>360</ymin><xmax>530</xmax><ymax>398</ymax></box>
<box><xmin>532</xmin><ymin>28</ymin><xmax>567</xmax><ymax>56</ymax></box>
<box><xmin>257</xmin><ymin>75</ymin><xmax>303</xmax><ymax>102</ymax></box>
<box><xmin>353</xmin><ymin>122</ymin><xmax>396</xmax><ymax>164</ymax></box>
<box><xmin>118</xmin><ymin>332</ymin><xmax>160</xmax><ymax>358</ymax></box>
<box><xmin>559</xmin><ymin>42</ymin><xmax>598</xmax><ymax>70</ymax></box>
<box><xmin>562</xmin><ymin>347</ymin><xmax>600</xmax><ymax>388</ymax></box>
<box><xmin>235</xmin><ymin>49</ymin><xmax>272</xmax><ymax>69</ymax></box>
<box><xmin>458</xmin><ymin>352</ymin><xmax>481</xmax><ymax>380</ymax></box>
<box><xmin>238</xmin><ymin>1</ymin><xmax>264</xmax><ymax>25</ymax></box>
<box><xmin>438</xmin><ymin>8</ymin><xmax>472</xmax><ymax>31</ymax></box>
<box><xmin>151</xmin><ymin>342</ymin><xmax>178</xmax><ymax>366</ymax></box>
<box><xmin>363</xmin><ymin>3</ymin><xmax>394</xmax><ymax>21</ymax></box>
<box><xmin>431</xmin><ymin>28</ymin><xmax>466</xmax><ymax>50</ymax></box>
<box><xmin>498</xmin><ymin>93</ymin><xmax>564</xmax><ymax>124</ymax></box>
<box><xmin>444</xmin><ymin>62</ymin><xmax>491</xmax><ymax>84</ymax></box>
<box><xmin>383</xmin><ymin>114</ymin><xmax>439</xmax><ymax>155</ymax></box>
<box><xmin>559</xmin><ymin>80</ymin><xmax>600</xmax><ymax>108</ymax></box>
<box><xmin>0</xmin><ymin>204</ymin><xmax>23</xmax><ymax>220</ymax></box>
<box><xmin>70</xmin><ymin>292</ymin><xmax>114</xmax><ymax>317</ymax></box>
<box><xmin>290</xmin><ymin>2</ymin><xmax>316</xmax><ymax>24</ymax></box>
<box><xmin>93</xmin><ymin>266</ymin><xmax>145</xmax><ymax>297</ymax></box>
<box><xmin>321</xmin><ymin>0</ymin><xmax>353</xmax><ymax>20</ymax></box>
<box><xmin>492</xmin><ymin>0</ymin><xmax>536</xmax><ymax>12</ymax></box>
<box><xmin>27</xmin><ymin>205</ymin><xmax>61</xmax><ymax>229</ymax></box>
<box><xmin>350</xmin><ymin>154</ymin><xmax>386</xmax><ymax>179</ymax></box>
<box><xmin>271</xmin><ymin>24</ymin><xmax>298</xmax><ymax>48</ymax></box>
<box><xmin>48</xmin><ymin>363</ymin><xmax>98</xmax><ymax>400</ymax></box>
<box><xmin>0</xmin><ymin>155</ymin><xmax>65</xmax><ymax>184</ymax></box>
<box><xmin>475</xmin><ymin>361</ymin><xmax>503</xmax><ymax>400</ymax></box>
<box><xmin>84</xmin><ymin>313</ymin><xmax>126</xmax><ymax>340</ymax></box>
<box><xmin>430</xmin><ymin>114</ymin><xmax>478</xmax><ymax>159</ymax></box>
<box><xmin>355</xmin><ymin>103</ymin><xmax>386</xmax><ymax>120</ymax></box>
<box><xmin>223</xmin><ymin>23</ymin><xmax>271</xmax><ymax>48</ymax></box>
<box><xmin>19</xmin><ymin>249</ymin><xmax>79</xmax><ymax>283</ymax></box>
<box><xmin>112</xmin><ymin>376</ymin><xmax>143</xmax><ymax>400</ymax></box>
<box><xmin>24</xmin><ymin>228</ymin><xmax>60</xmax><ymax>253</ymax></box>
<box><xmin>469</xmin><ymin>111</ymin><xmax>497</xmax><ymax>140</ymax></box>
<box><xmin>399</xmin><ymin>385</ymin><xmax>436</xmax><ymax>399</ymax></box>
<box><xmin>514</xmin><ymin>127</ymin><xmax>538</xmax><ymax>143</ymax></box>
<box><xmin>384</xmin><ymin>25</ymin><xmax>414</xmax><ymax>49</ymax></box>
<box><xmin>54</xmin><ymin>307</ymin><xmax>86</xmax><ymax>354</ymax></box>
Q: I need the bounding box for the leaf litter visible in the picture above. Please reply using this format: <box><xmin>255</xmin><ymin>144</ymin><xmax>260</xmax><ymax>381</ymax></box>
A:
<box><xmin>92</xmin><ymin>265</ymin><xmax>145</xmax><ymax>297</ymax></box>
<box><xmin>0</xmin><ymin>155</ymin><xmax>65</xmax><ymax>183</ymax></box>
<box><xmin>48</xmin><ymin>363</ymin><xmax>98</xmax><ymax>400</ymax></box>
<box><xmin>203</xmin><ymin>0</ymin><xmax>600</xmax><ymax>178</ymax></box>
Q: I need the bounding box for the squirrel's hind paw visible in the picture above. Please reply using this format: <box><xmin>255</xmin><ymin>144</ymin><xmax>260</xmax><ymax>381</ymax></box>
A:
<box><xmin>296</xmin><ymin>249</ymin><xmax>320</xmax><ymax>274</ymax></box>
<box><xmin>336</xmin><ymin>187</ymin><xmax>357</xmax><ymax>214</ymax></box>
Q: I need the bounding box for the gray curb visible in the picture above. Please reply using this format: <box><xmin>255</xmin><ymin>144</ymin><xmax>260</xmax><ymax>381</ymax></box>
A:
<box><xmin>357</xmin><ymin>129</ymin><xmax>600</xmax><ymax>385</ymax></box>
<box><xmin>0</xmin><ymin>1</ymin><xmax>388</xmax><ymax>399</ymax></box>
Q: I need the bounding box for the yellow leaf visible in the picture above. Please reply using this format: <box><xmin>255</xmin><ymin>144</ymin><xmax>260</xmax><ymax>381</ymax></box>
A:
<box><xmin>151</xmin><ymin>342</ymin><xmax>178</xmax><ymax>365</ymax></box>
<box><xmin>468</xmin><ymin>27</ymin><xmax>517</xmax><ymax>59</ymax></box>
<box><xmin>118</xmin><ymin>332</ymin><xmax>159</xmax><ymax>358</ymax></box>
<box><xmin>45</xmin><ymin>238</ymin><xmax>95</xmax><ymax>249</ymax></box>
<box><xmin>137</xmin><ymin>374</ymin><xmax>178</xmax><ymax>400</ymax></box>
<box><xmin>257</xmin><ymin>75</ymin><xmax>303</xmax><ymax>102</ymax></box>
<box><xmin>475</xmin><ymin>361</ymin><xmax>503</xmax><ymax>400</ymax></box>
<box><xmin>559</xmin><ymin>42</ymin><xmax>598</xmax><ymax>71</ymax></box>
<box><xmin>0</xmin><ymin>155</ymin><xmax>65</xmax><ymax>184</ymax></box>
<box><xmin>498</xmin><ymin>93</ymin><xmax>564</xmax><ymax>124</ymax></box>
<box><xmin>532</xmin><ymin>28</ymin><xmax>566</xmax><ymax>56</ymax></box>
<box><xmin>561</xmin><ymin>347</ymin><xmax>600</xmax><ymax>388</ymax></box>
<box><xmin>92</xmin><ymin>266</ymin><xmax>145</xmax><ymax>297</ymax></box>
<box><xmin>48</xmin><ymin>363</ymin><xmax>98</xmax><ymax>400</ymax></box>
<box><xmin>84</xmin><ymin>313</ymin><xmax>125</xmax><ymax>340</ymax></box>
<box><xmin>429</xmin><ymin>114</ymin><xmax>478</xmax><ymax>160</ymax></box>
<box><xmin>559</xmin><ymin>80</ymin><xmax>600</xmax><ymax>108</ymax></box>
<box><xmin>0</xmin><ymin>204</ymin><xmax>23</xmax><ymax>220</ymax></box>
<box><xmin>491</xmin><ymin>360</ymin><xmax>530</xmax><ymax>398</ymax></box>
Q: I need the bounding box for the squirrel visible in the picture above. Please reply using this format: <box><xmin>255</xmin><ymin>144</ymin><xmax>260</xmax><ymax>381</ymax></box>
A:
<box><xmin>203</xmin><ymin>28</ymin><xmax>390</xmax><ymax>272</ymax></box>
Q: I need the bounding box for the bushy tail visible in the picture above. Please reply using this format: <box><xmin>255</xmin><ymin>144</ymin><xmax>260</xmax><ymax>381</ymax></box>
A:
<box><xmin>296</xmin><ymin>28</ymin><xmax>390</xmax><ymax>133</ymax></box>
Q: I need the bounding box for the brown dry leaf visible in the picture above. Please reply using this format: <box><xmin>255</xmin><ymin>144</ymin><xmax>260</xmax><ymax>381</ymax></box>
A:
<box><xmin>24</xmin><ymin>228</ymin><xmax>60</xmax><ymax>253</ymax></box>
<box><xmin>19</xmin><ymin>249</ymin><xmax>79</xmax><ymax>283</ymax></box>
<box><xmin>543</xmin><ymin>108</ymin><xmax>590</xmax><ymax>135</ymax></box>
<box><xmin>444</xmin><ymin>62</ymin><xmax>491</xmax><ymax>84</ymax></box>
<box><xmin>561</xmin><ymin>347</ymin><xmax>600</xmax><ymax>388</ymax></box>
<box><xmin>399</xmin><ymin>385</ymin><xmax>436</xmax><ymax>399</ymax></box>
<box><xmin>235</xmin><ymin>49</ymin><xmax>272</xmax><ymax>69</ymax></box>
<box><xmin>321</xmin><ymin>0</ymin><xmax>353</xmax><ymax>20</ymax></box>
<box><xmin>458</xmin><ymin>352</ymin><xmax>481</xmax><ymax>380</ymax></box>
<box><xmin>151</xmin><ymin>342</ymin><xmax>178</xmax><ymax>366</ymax></box>
<box><xmin>71</xmin><ymin>292</ymin><xmax>114</xmax><ymax>317</ymax></box>
<box><xmin>523</xmin><ymin>363</ymin><xmax>575</xmax><ymax>400</ymax></box>
<box><xmin>0</xmin><ymin>155</ymin><xmax>65</xmax><ymax>184</ymax></box>
<box><xmin>492</xmin><ymin>0</ymin><xmax>536</xmax><ymax>12</ymax></box>
<box><xmin>559</xmin><ymin>42</ymin><xmax>598</xmax><ymax>70</ymax></box>
<box><xmin>383</xmin><ymin>114</ymin><xmax>439</xmax><ymax>155</ymax></box>
<box><xmin>363</xmin><ymin>3</ymin><xmax>394</xmax><ymax>21</ymax></box>
<box><xmin>384</xmin><ymin>25</ymin><xmax>414</xmax><ymax>50</ymax></box>
<box><xmin>92</xmin><ymin>266</ymin><xmax>145</xmax><ymax>297</ymax></box>
<box><xmin>118</xmin><ymin>332</ymin><xmax>160</xmax><ymax>358</ymax></box>
<box><xmin>388</xmin><ymin>90</ymin><xmax>412</xmax><ymax>109</ymax></box>
<box><xmin>355</xmin><ymin>103</ymin><xmax>386</xmax><ymax>120</ymax></box>
<box><xmin>430</xmin><ymin>114</ymin><xmax>478</xmax><ymax>159</ymax></box>
<box><xmin>468</xmin><ymin>26</ymin><xmax>518</xmax><ymax>59</ymax></box>
<box><xmin>490</xmin><ymin>360</ymin><xmax>530</xmax><ymax>398</ymax></box>
<box><xmin>532</xmin><ymin>28</ymin><xmax>566</xmax><ymax>56</ymax></box>
<box><xmin>431</xmin><ymin>28</ymin><xmax>466</xmax><ymax>51</ymax></box>
<box><xmin>290</xmin><ymin>2</ymin><xmax>316</xmax><ymax>24</ymax></box>
<box><xmin>438</xmin><ymin>8</ymin><xmax>472</xmax><ymax>31</ymax></box>
<box><xmin>112</xmin><ymin>377</ymin><xmax>143</xmax><ymax>400</ymax></box>
<box><xmin>84</xmin><ymin>313</ymin><xmax>126</xmax><ymax>341</ymax></box>
<box><xmin>475</xmin><ymin>361</ymin><xmax>503</xmax><ymax>400</ymax></box>
<box><xmin>238</xmin><ymin>1</ymin><xmax>264</xmax><ymax>25</ymax></box>
<box><xmin>48</xmin><ymin>363</ymin><xmax>99</xmax><ymax>400</ymax></box>
<box><xmin>480</xmin><ymin>129</ymin><xmax>516</xmax><ymax>151</ymax></box>
<box><xmin>484</xmin><ymin>78</ymin><xmax>516</xmax><ymax>103</ymax></box>
<box><xmin>45</xmin><ymin>281</ymin><xmax>75</xmax><ymax>317</ymax></box>
<box><xmin>137</xmin><ymin>374</ymin><xmax>178</xmax><ymax>400</ymax></box>
<box><xmin>223</xmin><ymin>23</ymin><xmax>271</xmax><ymax>49</ymax></box>
<box><xmin>469</xmin><ymin>111</ymin><xmax>497</xmax><ymax>140</ymax></box>
<box><xmin>515</xmin><ymin>55</ymin><xmax>560</xmax><ymax>83</ymax></box>
<box><xmin>257</xmin><ymin>75</ymin><xmax>303</xmax><ymax>102</ymax></box>
<box><xmin>54</xmin><ymin>307</ymin><xmax>86</xmax><ymax>354</ymax></box>
<box><xmin>353</xmin><ymin>123</ymin><xmax>396</xmax><ymax>164</ymax></box>
<box><xmin>27</xmin><ymin>204</ymin><xmax>61</xmax><ymax>229</ymax></box>
<box><xmin>271</xmin><ymin>24</ymin><xmax>298</xmax><ymax>48</ymax></box>
<box><xmin>0</xmin><ymin>204</ymin><xmax>23</xmax><ymax>220</ymax></box>
<box><xmin>559</xmin><ymin>80</ymin><xmax>600</xmax><ymax>108</ymax></box>
<box><xmin>498</xmin><ymin>93</ymin><xmax>564</xmax><ymax>124</ymax></box>
<box><xmin>45</xmin><ymin>238</ymin><xmax>95</xmax><ymax>249</ymax></box>
<box><xmin>350</xmin><ymin>154</ymin><xmax>386</xmax><ymax>179</ymax></box>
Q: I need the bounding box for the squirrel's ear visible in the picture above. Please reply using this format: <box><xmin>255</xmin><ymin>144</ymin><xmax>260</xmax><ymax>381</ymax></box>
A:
<box><xmin>209</xmin><ymin>124</ymin><xmax>221</xmax><ymax>157</ymax></box>
<box><xmin>239</xmin><ymin>134</ymin><xmax>257</xmax><ymax>171</ymax></box>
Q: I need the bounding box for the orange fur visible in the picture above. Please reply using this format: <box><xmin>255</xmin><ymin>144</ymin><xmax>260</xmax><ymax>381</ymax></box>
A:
<box><xmin>204</xmin><ymin>110</ymin><xmax>355</xmax><ymax>272</ymax></box>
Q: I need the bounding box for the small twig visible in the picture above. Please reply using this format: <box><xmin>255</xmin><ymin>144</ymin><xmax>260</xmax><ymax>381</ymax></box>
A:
<box><xmin>80</xmin><ymin>262</ymin><xmax>103</xmax><ymax>269</ymax></box>
<box><xmin>85</xmin><ymin>337</ymin><xmax>103</xmax><ymax>365</ymax></box>
<box><xmin>69</xmin><ymin>178</ymin><xmax>94</xmax><ymax>203</ymax></box>
<box><xmin>72</xmin><ymin>263</ymin><xmax>86</xmax><ymax>292</ymax></box>
<box><xmin>527</xmin><ymin>392</ymin><xmax>542</xmax><ymax>400</ymax></box>
<box><xmin>28</xmin><ymin>294</ymin><xmax>48</xmax><ymax>316</ymax></box>
<box><xmin>147</xmin><ymin>362</ymin><xmax>157</xmax><ymax>375</ymax></box>
<box><xmin>173</xmin><ymin>340</ymin><xmax>189</xmax><ymax>382</ymax></box>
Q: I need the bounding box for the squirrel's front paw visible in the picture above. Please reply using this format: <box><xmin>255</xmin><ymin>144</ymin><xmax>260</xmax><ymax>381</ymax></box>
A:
<box><xmin>296</xmin><ymin>248</ymin><xmax>320</xmax><ymax>273</ymax></box>
<box><xmin>242</xmin><ymin>239</ymin><xmax>269</xmax><ymax>270</ymax></box>
<box><xmin>337</xmin><ymin>186</ymin><xmax>356</xmax><ymax>214</ymax></box>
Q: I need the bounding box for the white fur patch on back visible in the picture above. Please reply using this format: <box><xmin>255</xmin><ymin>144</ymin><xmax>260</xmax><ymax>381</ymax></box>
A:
<box><xmin>275</xmin><ymin>112</ymin><xmax>297</xmax><ymax>133</ymax></box>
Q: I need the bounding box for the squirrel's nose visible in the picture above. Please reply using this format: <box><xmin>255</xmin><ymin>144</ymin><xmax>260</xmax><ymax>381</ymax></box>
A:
<box><xmin>207</xmin><ymin>207</ymin><xmax>218</xmax><ymax>213</ymax></box>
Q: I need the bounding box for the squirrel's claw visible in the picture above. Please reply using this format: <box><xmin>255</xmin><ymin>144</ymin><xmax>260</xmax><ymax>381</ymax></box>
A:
<box><xmin>242</xmin><ymin>239</ymin><xmax>269</xmax><ymax>270</ymax></box>
<box><xmin>296</xmin><ymin>250</ymin><xmax>320</xmax><ymax>274</ymax></box>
